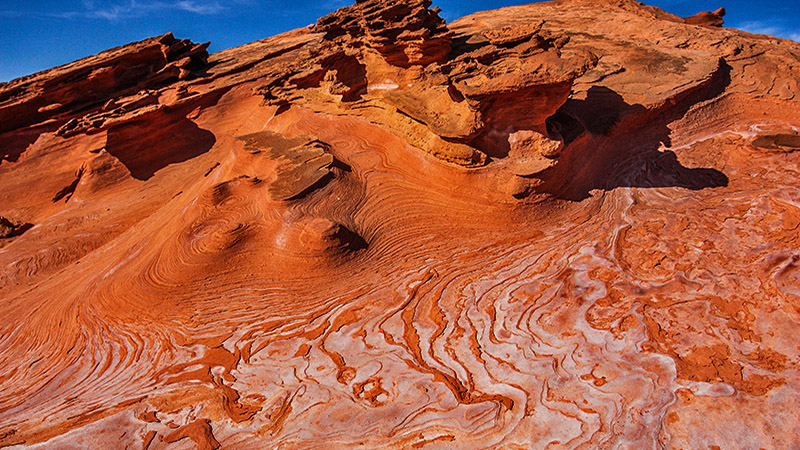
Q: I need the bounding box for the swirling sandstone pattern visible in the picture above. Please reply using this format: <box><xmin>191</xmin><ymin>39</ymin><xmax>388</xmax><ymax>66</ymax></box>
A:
<box><xmin>1</xmin><ymin>0</ymin><xmax>800</xmax><ymax>448</ymax></box>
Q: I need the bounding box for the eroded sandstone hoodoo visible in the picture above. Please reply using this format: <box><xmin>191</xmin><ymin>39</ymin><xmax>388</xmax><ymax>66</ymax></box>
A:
<box><xmin>257</xmin><ymin>0</ymin><xmax>592</xmax><ymax>171</ymax></box>
<box><xmin>315</xmin><ymin>0</ymin><xmax>452</xmax><ymax>67</ymax></box>
<box><xmin>1</xmin><ymin>0</ymin><xmax>800</xmax><ymax>448</ymax></box>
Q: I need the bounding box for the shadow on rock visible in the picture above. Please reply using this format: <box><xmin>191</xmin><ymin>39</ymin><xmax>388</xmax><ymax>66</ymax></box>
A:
<box><xmin>106</xmin><ymin>114</ymin><xmax>216</xmax><ymax>180</ymax></box>
<box><xmin>541</xmin><ymin>70</ymin><xmax>731</xmax><ymax>201</ymax></box>
<box><xmin>1</xmin><ymin>129</ymin><xmax>43</xmax><ymax>164</ymax></box>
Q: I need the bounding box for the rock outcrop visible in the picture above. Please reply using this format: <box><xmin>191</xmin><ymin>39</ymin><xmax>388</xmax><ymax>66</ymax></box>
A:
<box><xmin>684</xmin><ymin>7</ymin><xmax>726</xmax><ymax>27</ymax></box>
<box><xmin>0</xmin><ymin>33</ymin><xmax>208</xmax><ymax>137</ymax></box>
<box><xmin>1</xmin><ymin>0</ymin><xmax>799</xmax><ymax>448</ymax></box>
<box><xmin>257</xmin><ymin>0</ymin><xmax>592</xmax><ymax>168</ymax></box>
<box><xmin>315</xmin><ymin>0</ymin><xmax>452</xmax><ymax>67</ymax></box>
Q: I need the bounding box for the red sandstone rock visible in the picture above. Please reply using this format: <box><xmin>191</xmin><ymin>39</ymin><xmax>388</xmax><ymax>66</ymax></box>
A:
<box><xmin>1</xmin><ymin>0</ymin><xmax>800</xmax><ymax>448</ymax></box>
<box><xmin>0</xmin><ymin>33</ymin><xmax>208</xmax><ymax>137</ymax></box>
<box><xmin>684</xmin><ymin>7</ymin><xmax>726</xmax><ymax>27</ymax></box>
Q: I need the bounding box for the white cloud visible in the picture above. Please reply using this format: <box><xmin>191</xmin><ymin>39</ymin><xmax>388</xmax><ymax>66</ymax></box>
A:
<box><xmin>174</xmin><ymin>1</ymin><xmax>226</xmax><ymax>14</ymax></box>
<box><xmin>54</xmin><ymin>0</ymin><xmax>229</xmax><ymax>21</ymax></box>
<box><xmin>738</xmin><ymin>21</ymin><xmax>781</xmax><ymax>36</ymax></box>
<box><xmin>736</xmin><ymin>19</ymin><xmax>800</xmax><ymax>42</ymax></box>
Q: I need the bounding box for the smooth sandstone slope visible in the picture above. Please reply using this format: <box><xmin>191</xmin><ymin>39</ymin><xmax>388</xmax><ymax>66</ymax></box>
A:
<box><xmin>1</xmin><ymin>0</ymin><xmax>799</xmax><ymax>448</ymax></box>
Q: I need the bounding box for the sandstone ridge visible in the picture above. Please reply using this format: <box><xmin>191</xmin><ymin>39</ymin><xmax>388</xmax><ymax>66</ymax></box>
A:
<box><xmin>1</xmin><ymin>0</ymin><xmax>799</xmax><ymax>448</ymax></box>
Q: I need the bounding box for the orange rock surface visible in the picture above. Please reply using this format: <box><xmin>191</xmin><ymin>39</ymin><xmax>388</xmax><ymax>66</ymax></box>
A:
<box><xmin>1</xmin><ymin>0</ymin><xmax>800</xmax><ymax>448</ymax></box>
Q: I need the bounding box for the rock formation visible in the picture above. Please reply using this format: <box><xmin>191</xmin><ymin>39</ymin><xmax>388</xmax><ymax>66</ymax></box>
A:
<box><xmin>0</xmin><ymin>0</ymin><xmax>799</xmax><ymax>448</ymax></box>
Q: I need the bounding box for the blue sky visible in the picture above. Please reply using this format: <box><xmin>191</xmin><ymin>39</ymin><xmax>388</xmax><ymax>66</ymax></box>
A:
<box><xmin>1</xmin><ymin>0</ymin><xmax>798</xmax><ymax>83</ymax></box>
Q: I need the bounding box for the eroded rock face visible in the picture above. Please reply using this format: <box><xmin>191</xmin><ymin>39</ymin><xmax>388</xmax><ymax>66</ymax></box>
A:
<box><xmin>257</xmin><ymin>0</ymin><xmax>592</xmax><ymax>167</ymax></box>
<box><xmin>1</xmin><ymin>0</ymin><xmax>800</xmax><ymax>448</ymax></box>
<box><xmin>315</xmin><ymin>0</ymin><xmax>452</xmax><ymax>67</ymax></box>
<box><xmin>0</xmin><ymin>33</ymin><xmax>209</xmax><ymax>137</ymax></box>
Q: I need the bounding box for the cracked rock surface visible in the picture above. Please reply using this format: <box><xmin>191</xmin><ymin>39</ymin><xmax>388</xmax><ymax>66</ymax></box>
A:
<box><xmin>1</xmin><ymin>0</ymin><xmax>799</xmax><ymax>448</ymax></box>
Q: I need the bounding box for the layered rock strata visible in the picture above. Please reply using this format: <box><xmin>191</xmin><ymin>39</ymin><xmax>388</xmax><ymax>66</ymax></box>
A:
<box><xmin>1</xmin><ymin>0</ymin><xmax>799</xmax><ymax>448</ymax></box>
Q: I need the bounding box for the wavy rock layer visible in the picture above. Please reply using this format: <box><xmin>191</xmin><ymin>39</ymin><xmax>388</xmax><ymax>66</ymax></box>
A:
<box><xmin>1</xmin><ymin>0</ymin><xmax>800</xmax><ymax>448</ymax></box>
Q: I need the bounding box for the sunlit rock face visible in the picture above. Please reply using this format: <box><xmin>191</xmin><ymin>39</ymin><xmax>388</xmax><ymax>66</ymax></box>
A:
<box><xmin>1</xmin><ymin>0</ymin><xmax>800</xmax><ymax>448</ymax></box>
